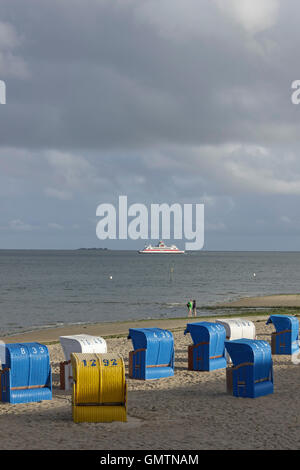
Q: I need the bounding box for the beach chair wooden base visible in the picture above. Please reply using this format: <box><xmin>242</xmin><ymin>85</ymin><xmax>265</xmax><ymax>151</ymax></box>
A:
<box><xmin>188</xmin><ymin>345</ymin><xmax>194</xmax><ymax>371</ymax></box>
<box><xmin>59</xmin><ymin>360</ymin><xmax>72</xmax><ymax>390</ymax></box>
<box><xmin>271</xmin><ymin>333</ymin><xmax>276</xmax><ymax>355</ymax></box>
<box><xmin>226</xmin><ymin>367</ymin><xmax>233</xmax><ymax>394</ymax></box>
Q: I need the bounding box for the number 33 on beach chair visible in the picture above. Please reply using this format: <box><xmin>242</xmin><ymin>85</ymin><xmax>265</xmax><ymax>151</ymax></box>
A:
<box><xmin>71</xmin><ymin>353</ymin><xmax>127</xmax><ymax>423</ymax></box>
<box><xmin>0</xmin><ymin>342</ymin><xmax>52</xmax><ymax>404</ymax></box>
<box><xmin>128</xmin><ymin>328</ymin><xmax>175</xmax><ymax>380</ymax></box>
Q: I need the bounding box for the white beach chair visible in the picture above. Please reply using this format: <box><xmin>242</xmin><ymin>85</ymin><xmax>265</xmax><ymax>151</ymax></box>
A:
<box><xmin>59</xmin><ymin>334</ymin><xmax>107</xmax><ymax>390</ymax></box>
<box><xmin>215</xmin><ymin>318</ymin><xmax>256</xmax><ymax>363</ymax></box>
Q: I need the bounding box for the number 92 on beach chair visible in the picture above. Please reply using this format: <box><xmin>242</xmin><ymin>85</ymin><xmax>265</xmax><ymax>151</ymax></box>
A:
<box><xmin>71</xmin><ymin>353</ymin><xmax>127</xmax><ymax>423</ymax></box>
<box><xmin>0</xmin><ymin>342</ymin><xmax>52</xmax><ymax>404</ymax></box>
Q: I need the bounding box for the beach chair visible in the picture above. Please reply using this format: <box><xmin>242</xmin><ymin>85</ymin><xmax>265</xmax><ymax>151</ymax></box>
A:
<box><xmin>0</xmin><ymin>342</ymin><xmax>52</xmax><ymax>404</ymax></box>
<box><xmin>184</xmin><ymin>322</ymin><xmax>227</xmax><ymax>371</ymax></box>
<box><xmin>71</xmin><ymin>353</ymin><xmax>127</xmax><ymax>423</ymax></box>
<box><xmin>59</xmin><ymin>334</ymin><xmax>107</xmax><ymax>390</ymax></box>
<box><xmin>215</xmin><ymin>318</ymin><xmax>256</xmax><ymax>363</ymax></box>
<box><xmin>225</xmin><ymin>339</ymin><xmax>274</xmax><ymax>398</ymax></box>
<box><xmin>128</xmin><ymin>328</ymin><xmax>174</xmax><ymax>380</ymax></box>
<box><xmin>215</xmin><ymin>318</ymin><xmax>256</xmax><ymax>341</ymax></box>
<box><xmin>266</xmin><ymin>314</ymin><xmax>299</xmax><ymax>355</ymax></box>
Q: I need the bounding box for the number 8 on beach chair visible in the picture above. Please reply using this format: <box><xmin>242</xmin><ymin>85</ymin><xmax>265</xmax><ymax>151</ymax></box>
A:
<box><xmin>71</xmin><ymin>353</ymin><xmax>127</xmax><ymax>423</ymax></box>
<box><xmin>0</xmin><ymin>342</ymin><xmax>52</xmax><ymax>404</ymax></box>
<box><xmin>128</xmin><ymin>328</ymin><xmax>174</xmax><ymax>380</ymax></box>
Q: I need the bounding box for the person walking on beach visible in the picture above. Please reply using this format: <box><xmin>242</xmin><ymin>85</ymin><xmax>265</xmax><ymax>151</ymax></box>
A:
<box><xmin>187</xmin><ymin>300</ymin><xmax>193</xmax><ymax>317</ymax></box>
<box><xmin>192</xmin><ymin>299</ymin><xmax>197</xmax><ymax>317</ymax></box>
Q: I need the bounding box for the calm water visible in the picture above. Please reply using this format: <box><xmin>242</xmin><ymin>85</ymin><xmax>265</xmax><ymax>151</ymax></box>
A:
<box><xmin>0</xmin><ymin>250</ymin><xmax>300</xmax><ymax>336</ymax></box>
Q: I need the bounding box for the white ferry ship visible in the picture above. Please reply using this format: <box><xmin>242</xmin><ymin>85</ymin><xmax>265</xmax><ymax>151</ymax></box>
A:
<box><xmin>138</xmin><ymin>241</ymin><xmax>185</xmax><ymax>254</ymax></box>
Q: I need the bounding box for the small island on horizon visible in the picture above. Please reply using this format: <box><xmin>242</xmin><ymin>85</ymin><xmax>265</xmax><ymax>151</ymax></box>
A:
<box><xmin>76</xmin><ymin>247</ymin><xmax>109</xmax><ymax>251</ymax></box>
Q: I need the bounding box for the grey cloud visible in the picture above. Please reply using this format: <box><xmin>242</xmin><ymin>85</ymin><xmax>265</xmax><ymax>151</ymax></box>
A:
<box><xmin>0</xmin><ymin>0</ymin><xmax>300</xmax><ymax>249</ymax></box>
<box><xmin>0</xmin><ymin>0</ymin><xmax>296</xmax><ymax>150</ymax></box>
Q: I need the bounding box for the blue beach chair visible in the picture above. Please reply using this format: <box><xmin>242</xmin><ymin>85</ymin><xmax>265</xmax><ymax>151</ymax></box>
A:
<box><xmin>128</xmin><ymin>328</ymin><xmax>174</xmax><ymax>380</ymax></box>
<box><xmin>266</xmin><ymin>314</ymin><xmax>299</xmax><ymax>355</ymax></box>
<box><xmin>225</xmin><ymin>339</ymin><xmax>274</xmax><ymax>398</ymax></box>
<box><xmin>184</xmin><ymin>322</ymin><xmax>227</xmax><ymax>371</ymax></box>
<box><xmin>0</xmin><ymin>342</ymin><xmax>52</xmax><ymax>404</ymax></box>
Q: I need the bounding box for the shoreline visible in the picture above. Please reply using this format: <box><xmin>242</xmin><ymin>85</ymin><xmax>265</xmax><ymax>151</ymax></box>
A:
<box><xmin>2</xmin><ymin>293</ymin><xmax>300</xmax><ymax>344</ymax></box>
<box><xmin>0</xmin><ymin>312</ymin><xmax>272</xmax><ymax>344</ymax></box>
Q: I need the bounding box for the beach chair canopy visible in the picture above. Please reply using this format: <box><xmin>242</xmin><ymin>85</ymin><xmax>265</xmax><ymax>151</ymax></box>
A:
<box><xmin>1</xmin><ymin>342</ymin><xmax>52</xmax><ymax>404</ymax></box>
<box><xmin>225</xmin><ymin>338</ymin><xmax>272</xmax><ymax>372</ymax></box>
<box><xmin>216</xmin><ymin>318</ymin><xmax>256</xmax><ymax>340</ymax></box>
<box><xmin>128</xmin><ymin>328</ymin><xmax>174</xmax><ymax>367</ymax></box>
<box><xmin>60</xmin><ymin>334</ymin><xmax>107</xmax><ymax>362</ymax></box>
<box><xmin>225</xmin><ymin>339</ymin><xmax>273</xmax><ymax>398</ymax></box>
<box><xmin>266</xmin><ymin>314</ymin><xmax>299</xmax><ymax>355</ymax></box>
<box><xmin>184</xmin><ymin>322</ymin><xmax>226</xmax><ymax>349</ymax></box>
<box><xmin>184</xmin><ymin>322</ymin><xmax>226</xmax><ymax>371</ymax></box>
<box><xmin>266</xmin><ymin>315</ymin><xmax>299</xmax><ymax>339</ymax></box>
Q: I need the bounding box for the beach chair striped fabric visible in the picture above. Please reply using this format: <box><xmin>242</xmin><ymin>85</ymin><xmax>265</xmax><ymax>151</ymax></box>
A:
<box><xmin>71</xmin><ymin>353</ymin><xmax>127</xmax><ymax>423</ymax></box>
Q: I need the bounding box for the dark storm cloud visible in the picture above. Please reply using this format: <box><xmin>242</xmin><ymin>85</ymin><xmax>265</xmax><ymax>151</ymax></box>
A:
<box><xmin>0</xmin><ymin>0</ymin><xmax>296</xmax><ymax>150</ymax></box>
<box><xmin>1</xmin><ymin>0</ymin><xmax>300</xmax><ymax>249</ymax></box>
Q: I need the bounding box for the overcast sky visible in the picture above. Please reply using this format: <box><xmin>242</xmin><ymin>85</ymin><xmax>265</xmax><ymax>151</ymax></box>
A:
<box><xmin>1</xmin><ymin>0</ymin><xmax>300</xmax><ymax>250</ymax></box>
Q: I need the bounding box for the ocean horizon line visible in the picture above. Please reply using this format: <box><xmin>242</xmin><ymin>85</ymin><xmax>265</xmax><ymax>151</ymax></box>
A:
<box><xmin>1</xmin><ymin>248</ymin><xmax>300</xmax><ymax>253</ymax></box>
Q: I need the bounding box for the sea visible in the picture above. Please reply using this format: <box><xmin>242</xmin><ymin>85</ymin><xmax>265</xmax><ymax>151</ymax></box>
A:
<box><xmin>0</xmin><ymin>249</ymin><xmax>300</xmax><ymax>336</ymax></box>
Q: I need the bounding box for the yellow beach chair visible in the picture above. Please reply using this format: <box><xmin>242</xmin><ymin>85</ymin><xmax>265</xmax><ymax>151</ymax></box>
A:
<box><xmin>71</xmin><ymin>353</ymin><xmax>127</xmax><ymax>423</ymax></box>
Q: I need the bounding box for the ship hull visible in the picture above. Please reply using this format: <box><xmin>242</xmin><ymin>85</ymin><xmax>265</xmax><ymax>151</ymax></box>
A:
<box><xmin>138</xmin><ymin>250</ymin><xmax>185</xmax><ymax>254</ymax></box>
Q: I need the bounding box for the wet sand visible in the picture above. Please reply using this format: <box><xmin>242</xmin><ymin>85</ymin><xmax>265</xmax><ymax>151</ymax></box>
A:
<box><xmin>0</xmin><ymin>317</ymin><xmax>202</xmax><ymax>344</ymax></box>
<box><xmin>0</xmin><ymin>314</ymin><xmax>299</xmax><ymax>450</ymax></box>
<box><xmin>219</xmin><ymin>294</ymin><xmax>300</xmax><ymax>308</ymax></box>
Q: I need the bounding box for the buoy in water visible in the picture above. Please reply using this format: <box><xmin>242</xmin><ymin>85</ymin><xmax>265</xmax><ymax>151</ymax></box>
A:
<box><xmin>109</xmin><ymin>275</ymin><xmax>113</xmax><ymax>280</ymax></box>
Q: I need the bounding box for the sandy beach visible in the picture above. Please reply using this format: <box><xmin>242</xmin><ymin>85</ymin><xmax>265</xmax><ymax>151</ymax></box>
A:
<box><xmin>0</xmin><ymin>313</ymin><xmax>299</xmax><ymax>450</ymax></box>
